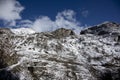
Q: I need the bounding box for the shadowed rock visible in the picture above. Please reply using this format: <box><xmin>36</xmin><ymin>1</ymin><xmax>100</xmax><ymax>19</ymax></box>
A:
<box><xmin>0</xmin><ymin>28</ymin><xmax>13</xmax><ymax>35</ymax></box>
<box><xmin>52</xmin><ymin>28</ymin><xmax>75</xmax><ymax>38</ymax></box>
<box><xmin>0</xmin><ymin>28</ymin><xmax>20</xmax><ymax>80</ymax></box>
<box><xmin>0</xmin><ymin>69</ymin><xmax>19</xmax><ymax>80</ymax></box>
<box><xmin>80</xmin><ymin>22</ymin><xmax>120</xmax><ymax>36</ymax></box>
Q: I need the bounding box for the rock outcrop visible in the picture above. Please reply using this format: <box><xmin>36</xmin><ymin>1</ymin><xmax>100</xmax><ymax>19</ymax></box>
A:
<box><xmin>0</xmin><ymin>28</ymin><xmax>20</xmax><ymax>80</ymax></box>
<box><xmin>52</xmin><ymin>28</ymin><xmax>75</xmax><ymax>38</ymax></box>
<box><xmin>80</xmin><ymin>22</ymin><xmax>120</xmax><ymax>36</ymax></box>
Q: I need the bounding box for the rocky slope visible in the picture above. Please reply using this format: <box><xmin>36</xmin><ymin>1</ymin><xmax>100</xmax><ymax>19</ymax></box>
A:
<box><xmin>0</xmin><ymin>22</ymin><xmax>120</xmax><ymax>80</ymax></box>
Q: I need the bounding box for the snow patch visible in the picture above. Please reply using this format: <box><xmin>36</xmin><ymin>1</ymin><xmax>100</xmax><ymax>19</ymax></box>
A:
<box><xmin>11</xmin><ymin>28</ymin><xmax>35</xmax><ymax>35</ymax></box>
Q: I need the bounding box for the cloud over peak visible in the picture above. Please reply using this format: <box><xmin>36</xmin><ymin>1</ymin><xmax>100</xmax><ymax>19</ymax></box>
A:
<box><xmin>31</xmin><ymin>10</ymin><xmax>81</xmax><ymax>34</ymax></box>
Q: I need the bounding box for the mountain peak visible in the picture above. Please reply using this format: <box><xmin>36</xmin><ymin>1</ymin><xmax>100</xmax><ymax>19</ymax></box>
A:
<box><xmin>51</xmin><ymin>28</ymin><xmax>75</xmax><ymax>38</ymax></box>
<box><xmin>80</xmin><ymin>22</ymin><xmax>120</xmax><ymax>36</ymax></box>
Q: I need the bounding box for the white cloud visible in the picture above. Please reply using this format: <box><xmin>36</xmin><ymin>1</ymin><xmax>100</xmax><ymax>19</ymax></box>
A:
<box><xmin>0</xmin><ymin>0</ymin><xmax>24</xmax><ymax>26</ymax></box>
<box><xmin>55</xmin><ymin>10</ymin><xmax>81</xmax><ymax>33</ymax></box>
<box><xmin>32</xmin><ymin>16</ymin><xmax>56</xmax><ymax>32</ymax></box>
<box><xmin>31</xmin><ymin>10</ymin><xmax>81</xmax><ymax>34</ymax></box>
<box><xmin>81</xmin><ymin>10</ymin><xmax>89</xmax><ymax>18</ymax></box>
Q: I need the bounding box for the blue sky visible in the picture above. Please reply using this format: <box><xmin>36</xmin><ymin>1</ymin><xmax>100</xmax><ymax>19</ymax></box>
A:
<box><xmin>0</xmin><ymin>0</ymin><xmax>120</xmax><ymax>32</ymax></box>
<box><xmin>18</xmin><ymin>0</ymin><xmax>120</xmax><ymax>26</ymax></box>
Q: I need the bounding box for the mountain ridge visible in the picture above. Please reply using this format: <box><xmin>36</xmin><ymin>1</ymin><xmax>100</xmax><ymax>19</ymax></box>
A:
<box><xmin>0</xmin><ymin>22</ymin><xmax>120</xmax><ymax>80</ymax></box>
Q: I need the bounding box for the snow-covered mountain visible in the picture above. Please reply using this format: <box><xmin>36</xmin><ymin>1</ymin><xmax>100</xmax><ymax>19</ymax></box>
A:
<box><xmin>11</xmin><ymin>28</ymin><xmax>35</xmax><ymax>35</ymax></box>
<box><xmin>0</xmin><ymin>22</ymin><xmax>120</xmax><ymax>80</ymax></box>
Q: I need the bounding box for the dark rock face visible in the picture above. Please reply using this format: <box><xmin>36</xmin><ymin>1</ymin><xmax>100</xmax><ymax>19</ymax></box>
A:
<box><xmin>88</xmin><ymin>66</ymin><xmax>120</xmax><ymax>80</ymax></box>
<box><xmin>98</xmin><ymin>68</ymin><xmax>120</xmax><ymax>80</ymax></box>
<box><xmin>0</xmin><ymin>69</ymin><xmax>19</xmax><ymax>80</ymax></box>
<box><xmin>80</xmin><ymin>22</ymin><xmax>120</xmax><ymax>36</ymax></box>
<box><xmin>116</xmin><ymin>35</ymin><xmax>120</xmax><ymax>42</ymax></box>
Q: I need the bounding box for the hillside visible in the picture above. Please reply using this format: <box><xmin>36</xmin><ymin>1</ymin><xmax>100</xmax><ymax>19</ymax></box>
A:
<box><xmin>0</xmin><ymin>22</ymin><xmax>120</xmax><ymax>80</ymax></box>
